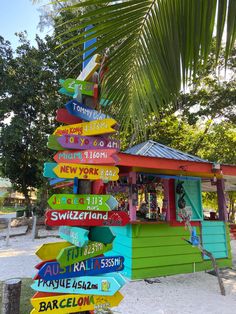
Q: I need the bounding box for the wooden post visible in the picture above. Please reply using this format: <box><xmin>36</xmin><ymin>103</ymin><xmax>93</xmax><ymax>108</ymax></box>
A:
<box><xmin>216</xmin><ymin>179</ymin><xmax>228</xmax><ymax>221</ymax></box>
<box><xmin>2</xmin><ymin>279</ymin><xmax>22</xmax><ymax>314</ymax></box>
<box><xmin>32</xmin><ymin>214</ymin><xmax>38</xmax><ymax>241</ymax></box>
<box><xmin>6</xmin><ymin>218</ymin><xmax>11</xmax><ymax>246</ymax></box>
<box><xmin>128</xmin><ymin>171</ymin><xmax>137</xmax><ymax>221</ymax></box>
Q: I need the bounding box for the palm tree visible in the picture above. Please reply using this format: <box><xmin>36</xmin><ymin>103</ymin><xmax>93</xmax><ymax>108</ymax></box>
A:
<box><xmin>54</xmin><ymin>0</ymin><xmax>235</xmax><ymax>136</ymax></box>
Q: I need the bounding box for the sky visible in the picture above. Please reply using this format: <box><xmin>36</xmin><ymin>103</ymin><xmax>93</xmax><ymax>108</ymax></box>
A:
<box><xmin>0</xmin><ymin>0</ymin><xmax>51</xmax><ymax>49</ymax></box>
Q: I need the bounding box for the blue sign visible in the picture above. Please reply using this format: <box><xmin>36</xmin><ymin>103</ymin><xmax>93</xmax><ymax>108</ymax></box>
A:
<box><xmin>65</xmin><ymin>99</ymin><xmax>109</xmax><ymax>122</ymax></box>
<box><xmin>83</xmin><ymin>25</ymin><xmax>97</xmax><ymax>69</ymax></box>
<box><xmin>37</xmin><ymin>256</ymin><xmax>124</xmax><ymax>281</ymax></box>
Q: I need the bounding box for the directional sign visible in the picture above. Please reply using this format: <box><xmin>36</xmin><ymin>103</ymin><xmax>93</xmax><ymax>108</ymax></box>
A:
<box><xmin>57</xmin><ymin>241</ymin><xmax>112</xmax><ymax>267</ymax></box>
<box><xmin>35</xmin><ymin>241</ymin><xmax>72</xmax><ymax>261</ymax></box>
<box><xmin>89</xmin><ymin>226</ymin><xmax>116</xmax><ymax>244</ymax></box>
<box><xmin>65</xmin><ymin>99</ymin><xmax>109</xmax><ymax>122</ymax></box>
<box><xmin>45</xmin><ymin>210</ymin><xmax>130</xmax><ymax>227</ymax></box>
<box><xmin>59</xmin><ymin>226</ymin><xmax>89</xmax><ymax>247</ymax></box>
<box><xmin>32</xmin><ymin>274</ymin><xmax>124</xmax><ymax>296</ymax></box>
<box><xmin>58</xmin><ymin>135</ymin><xmax>120</xmax><ymax>151</ymax></box>
<box><xmin>53</xmin><ymin>149</ymin><xmax>119</xmax><ymax>165</ymax></box>
<box><xmin>37</xmin><ymin>256</ymin><xmax>124</xmax><ymax>281</ymax></box>
<box><xmin>48</xmin><ymin>194</ymin><xmax>118</xmax><ymax>211</ymax></box>
<box><xmin>47</xmin><ymin>135</ymin><xmax>64</xmax><ymax>151</ymax></box>
<box><xmin>60</xmin><ymin>78</ymin><xmax>95</xmax><ymax>96</ymax></box>
<box><xmin>53</xmin><ymin>118</ymin><xmax>117</xmax><ymax>137</ymax></box>
<box><xmin>56</xmin><ymin>108</ymin><xmax>82</xmax><ymax>125</ymax></box>
<box><xmin>77</xmin><ymin>54</ymin><xmax>101</xmax><ymax>81</ymax></box>
<box><xmin>58</xmin><ymin>87</ymin><xmax>74</xmax><ymax>97</ymax></box>
<box><xmin>30</xmin><ymin>291</ymin><xmax>123</xmax><ymax>314</ymax></box>
<box><xmin>45</xmin><ymin>162</ymin><xmax>120</xmax><ymax>181</ymax></box>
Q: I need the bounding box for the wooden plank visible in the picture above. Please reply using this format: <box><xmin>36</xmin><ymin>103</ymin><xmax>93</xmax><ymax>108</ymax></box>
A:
<box><xmin>53</xmin><ymin>118</ymin><xmax>117</xmax><ymax>136</ymax></box>
<box><xmin>59</xmin><ymin>226</ymin><xmax>89</xmax><ymax>247</ymax></box>
<box><xmin>131</xmin><ymin>224</ymin><xmax>194</xmax><ymax>237</ymax></box>
<box><xmin>57</xmin><ymin>241</ymin><xmax>112</xmax><ymax>267</ymax></box>
<box><xmin>58</xmin><ymin>134</ymin><xmax>120</xmax><ymax>151</ymax></box>
<box><xmin>45</xmin><ymin>162</ymin><xmax>120</xmax><ymax>181</ymax></box>
<box><xmin>45</xmin><ymin>210</ymin><xmax>130</xmax><ymax>227</ymax></box>
<box><xmin>89</xmin><ymin>226</ymin><xmax>116</xmax><ymax>244</ymax></box>
<box><xmin>53</xmin><ymin>149</ymin><xmax>119</xmax><ymax>165</ymax></box>
<box><xmin>31</xmin><ymin>291</ymin><xmax>123</xmax><ymax>314</ymax></box>
<box><xmin>31</xmin><ymin>274</ymin><xmax>124</xmax><ymax>296</ymax></box>
<box><xmin>35</xmin><ymin>242</ymin><xmax>72</xmax><ymax>261</ymax></box>
<box><xmin>77</xmin><ymin>54</ymin><xmax>101</xmax><ymax>81</ymax></box>
<box><xmin>48</xmin><ymin>194</ymin><xmax>118</xmax><ymax>211</ymax></box>
<box><xmin>60</xmin><ymin>78</ymin><xmax>95</xmax><ymax>96</ymax></box>
<box><xmin>56</xmin><ymin>108</ymin><xmax>82</xmax><ymax>125</ymax></box>
<box><xmin>37</xmin><ymin>256</ymin><xmax>124</xmax><ymax>281</ymax></box>
<box><xmin>47</xmin><ymin>135</ymin><xmax>64</xmax><ymax>151</ymax></box>
<box><xmin>65</xmin><ymin>99</ymin><xmax>109</xmax><ymax>122</ymax></box>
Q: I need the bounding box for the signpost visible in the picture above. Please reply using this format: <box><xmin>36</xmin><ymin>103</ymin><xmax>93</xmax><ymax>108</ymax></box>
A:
<box><xmin>31</xmin><ymin>274</ymin><xmax>124</xmax><ymax>296</ymax></box>
<box><xmin>37</xmin><ymin>256</ymin><xmax>124</xmax><ymax>281</ymax></box>
<box><xmin>53</xmin><ymin>149</ymin><xmax>119</xmax><ymax>165</ymax></box>
<box><xmin>47</xmin><ymin>135</ymin><xmax>64</xmax><ymax>151</ymax></box>
<box><xmin>57</xmin><ymin>241</ymin><xmax>112</xmax><ymax>267</ymax></box>
<box><xmin>59</xmin><ymin>226</ymin><xmax>89</xmax><ymax>247</ymax></box>
<box><xmin>45</xmin><ymin>210</ymin><xmax>130</xmax><ymax>227</ymax></box>
<box><xmin>60</xmin><ymin>78</ymin><xmax>95</xmax><ymax>97</ymax></box>
<box><xmin>30</xmin><ymin>291</ymin><xmax>123</xmax><ymax>314</ymax></box>
<box><xmin>58</xmin><ymin>134</ymin><xmax>120</xmax><ymax>150</ymax></box>
<box><xmin>53</xmin><ymin>118</ymin><xmax>117</xmax><ymax>136</ymax></box>
<box><xmin>35</xmin><ymin>242</ymin><xmax>72</xmax><ymax>261</ymax></box>
<box><xmin>48</xmin><ymin>194</ymin><xmax>118</xmax><ymax>211</ymax></box>
<box><xmin>44</xmin><ymin>162</ymin><xmax>120</xmax><ymax>181</ymax></box>
<box><xmin>56</xmin><ymin>108</ymin><xmax>82</xmax><ymax>125</ymax></box>
<box><xmin>77</xmin><ymin>54</ymin><xmax>101</xmax><ymax>81</ymax></box>
<box><xmin>65</xmin><ymin>99</ymin><xmax>109</xmax><ymax>122</ymax></box>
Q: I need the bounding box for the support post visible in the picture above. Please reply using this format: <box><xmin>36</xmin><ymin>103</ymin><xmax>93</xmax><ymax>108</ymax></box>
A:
<box><xmin>6</xmin><ymin>218</ymin><xmax>11</xmax><ymax>246</ymax></box>
<box><xmin>128</xmin><ymin>172</ymin><xmax>137</xmax><ymax>221</ymax></box>
<box><xmin>2</xmin><ymin>279</ymin><xmax>21</xmax><ymax>314</ymax></box>
<box><xmin>216</xmin><ymin>179</ymin><xmax>228</xmax><ymax>221</ymax></box>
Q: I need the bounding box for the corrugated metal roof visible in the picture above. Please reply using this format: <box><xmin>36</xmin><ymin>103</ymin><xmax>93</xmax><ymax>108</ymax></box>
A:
<box><xmin>125</xmin><ymin>140</ymin><xmax>209</xmax><ymax>163</ymax></box>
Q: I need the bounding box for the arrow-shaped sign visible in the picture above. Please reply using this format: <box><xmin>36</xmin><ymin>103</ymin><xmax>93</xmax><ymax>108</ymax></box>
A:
<box><xmin>65</xmin><ymin>99</ymin><xmax>109</xmax><ymax>122</ymax></box>
<box><xmin>53</xmin><ymin>149</ymin><xmax>119</xmax><ymax>165</ymax></box>
<box><xmin>47</xmin><ymin>135</ymin><xmax>64</xmax><ymax>151</ymax></box>
<box><xmin>36</xmin><ymin>256</ymin><xmax>124</xmax><ymax>281</ymax></box>
<box><xmin>44</xmin><ymin>162</ymin><xmax>119</xmax><ymax>181</ymax></box>
<box><xmin>45</xmin><ymin>210</ymin><xmax>130</xmax><ymax>227</ymax></box>
<box><xmin>32</xmin><ymin>274</ymin><xmax>124</xmax><ymax>296</ymax></box>
<box><xmin>77</xmin><ymin>54</ymin><xmax>101</xmax><ymax>81</ymax></box>
<box><xmin>53</xmin><ymin>118</ymin><xmax>117</xmax><ymax>136</ymax></box>
<box><xmin>58</xmin><ymin>134</ymin><xmax>120</xmax><ymax>151</ymax></box>
<box><xmin>35</xmin><ymin>242</ymin><xmax>72</xmax><ymax>261</ymax></box>
<box><xmin>59</xmin><ymin>226</ymin><xmax>89</xmax><ymax>247</ymax></box>
<box><xmin>48</xmin><ymin>194</ymin><xmax>118</xmax><ymax>211</ymax></box>
<box><xmin>60</xmin><ymin>78</ymin><xmax>95</xmax><ymax>96</ymax></box>
<box><xmin>57</xmin><ymin>241</ymin><xmax>112</xmax><ymax>267</ymax></box>
<box><xmin>89</xmin><ymin>226</ymin><xmax>116</xmax><ymax>244</ymax></box>
<box><xmin>56</xmin><ymin>108</ymin><xmax>82</xmax><ymax>125</ymax></box>
<box><xmin>30</xmin><ymin>291</ymin><xmax>123</xmax><ymax>314</ymax></box>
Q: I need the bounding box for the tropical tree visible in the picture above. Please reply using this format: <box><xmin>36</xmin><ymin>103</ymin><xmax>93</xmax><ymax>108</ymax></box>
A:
<box><xmin>52</xmin><ymin>0</ymin><xmax>236</xmax><ymax>136</ymax></box>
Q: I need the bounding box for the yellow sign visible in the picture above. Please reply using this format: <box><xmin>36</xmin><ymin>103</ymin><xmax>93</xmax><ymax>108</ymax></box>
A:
<box><xmin>53</xmin><ymin>163</ymin><xmax>119</xmax><ymax>181</ymax></box>
<box><xmin>53</xmin><ymin>118</ymin><xmax>117</xmax><ymax>137</ymax></box>
<box><xmin>31</xmin><ymin>292</ymin><xmax>123</xmax><ymax>313</ymax></box>
<box><xmin>35</xmin><ymin>241</ymin><xmax>72</xmax><ymax>260</ymax></box>
<box><xmin>77</xmin><ymin>54</ymin><xmax>101</xmax><ymax>81</ymax></box>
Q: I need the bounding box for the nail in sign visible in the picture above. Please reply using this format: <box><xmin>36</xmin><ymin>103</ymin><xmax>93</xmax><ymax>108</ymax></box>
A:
<box><xmin>53</xmin><ymin>149</ymin><xmax>119</xmax><ymax>165</ymax></box>
<box><xmin>52</xmin><ymin>163</ymin><xmax>119</xmax><ymax>181</ymax></box>
<box><xmin>45</xmin><ymin>210</ymin><xmax>130</xmax><ymax>227</ymax></box>
<box><xmin>31</xmin><ymin>274</ymin><xmax>124</xmax><ymax>296</ymax></box>
<box><xmin>47</xmin><ymin>194</ymin><xmax>118</xmax><ymax>211</ymax></box>
<box><xmin>37</xmin><ymin>256</ymin><xmax>124</xmax><ymax>281</ymax></box>
<box><xmin>65</xmin><ymin>99</ymin><xmax>109</xmax><ymax>122</ymax></box>
<box><xmin>58</xmin><ymin>135</ymin><xmax>120</xmax><ymax>150</ymax></box>
<box><xmin>30</xmin><ymin>291</ymin><xmax>124</xmax><ymax>314</ymax></box>
<box><xmin>53</xmin><ymin>118</ymin><xmax>117</xmax><ymax>136</ymax></box>
<box><xmin>57</xmin><ymin>241</ymin><xmax>112</xmax><ymax>267</ymax></box>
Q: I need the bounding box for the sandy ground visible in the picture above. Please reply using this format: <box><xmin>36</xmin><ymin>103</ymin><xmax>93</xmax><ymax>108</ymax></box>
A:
<box><xmin>0</xmin><ymin>229</ymin><xmax>236</xmax><ymax>314</ymax></box>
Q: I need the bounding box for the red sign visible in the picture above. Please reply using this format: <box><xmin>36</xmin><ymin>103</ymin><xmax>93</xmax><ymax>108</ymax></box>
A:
<box><xmin>53</xmin><ymin>149</ymin><xmax>119</xmax><ymax>165</ymax></box>
<box><xmin>45</xmin><ymin>210</ymin><xmax>130</xmax><ymax>227</ymax></box>
<box><xmin>56</xmin><ymin>108</ymin><xmax>82</xmax><ymax>125</ymax></box>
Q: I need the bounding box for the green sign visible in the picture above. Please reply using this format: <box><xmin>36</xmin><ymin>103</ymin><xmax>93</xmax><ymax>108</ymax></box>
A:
<box><xmin>57</xmin><ymin>241</ymin><xmax>112</xmax><ymax>267</ymax></box>
<box><xmin>48</xmin><ymin>194</ymin><xmax>118</xmax><ymax>211</ymax></box>
<box><xmin>60</xmin><ymin>78</ymin><xmax>95</xmax><ymax>96</ymax></box>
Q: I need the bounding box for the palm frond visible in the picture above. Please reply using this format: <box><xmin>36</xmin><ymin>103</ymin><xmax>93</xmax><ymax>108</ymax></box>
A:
<box><xmin>56</xmin><ymin>0</ymin><xmax>236</xmax><ymax>135</ymax></box>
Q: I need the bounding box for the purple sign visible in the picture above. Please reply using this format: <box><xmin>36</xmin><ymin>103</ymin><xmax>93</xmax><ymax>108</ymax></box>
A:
<box><xmin>57</xmin><ymin>135</ymin><xmax>120</xmax><ymax>151</ymax></box>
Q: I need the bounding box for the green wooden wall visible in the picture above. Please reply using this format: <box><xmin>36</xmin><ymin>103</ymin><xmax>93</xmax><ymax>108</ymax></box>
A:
<box><xmin>109</xmin><ymin>223</ymin><xmax>232</xmax><ymax>280</ymax></box>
